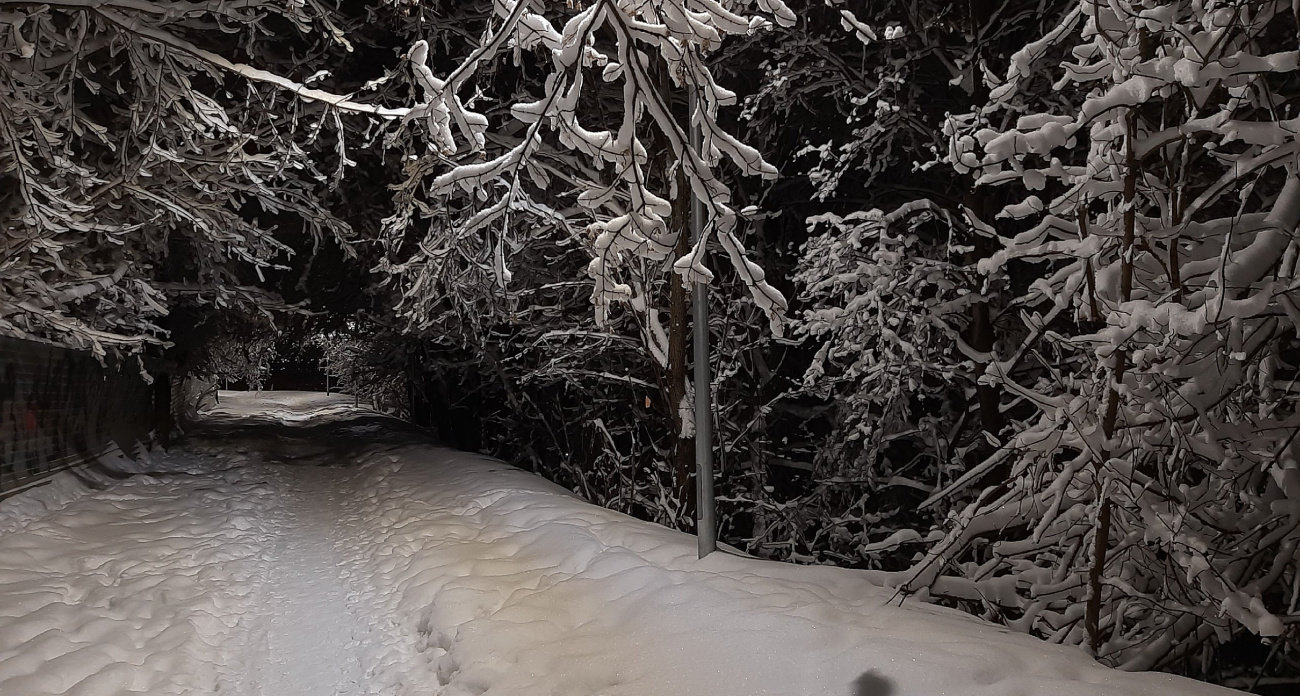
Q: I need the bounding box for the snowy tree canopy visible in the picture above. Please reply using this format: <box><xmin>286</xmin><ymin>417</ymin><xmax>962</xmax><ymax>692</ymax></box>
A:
<box><xmin>379</xmin><ymin>0</ymin><xmax>796</xmax><ymax>358</ymax></box>
<box><xmin>0</xmin><ymin>0</ymin><xmax>408</xmax><ymax>356</ymax></box>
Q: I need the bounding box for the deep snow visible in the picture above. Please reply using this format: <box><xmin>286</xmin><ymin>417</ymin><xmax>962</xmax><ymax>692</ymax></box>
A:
<box><xmin>0</xmin><ymin>391</ymin><xmax>1244</xmax><ymax>695</ymax></box>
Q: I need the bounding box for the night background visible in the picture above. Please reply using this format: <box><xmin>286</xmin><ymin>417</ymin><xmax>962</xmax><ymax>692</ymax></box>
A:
<box><xmin>1</xmin><ymin>1</ymin><xmax>1298</xmax><ymax>693</ymax></box>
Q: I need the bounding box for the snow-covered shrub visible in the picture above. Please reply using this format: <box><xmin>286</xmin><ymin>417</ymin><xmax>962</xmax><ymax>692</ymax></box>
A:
<box><xmin>903</xmin><ymin>0</ymin><xmax>1300</xmax><ymax>678</ymax></box>
<box><xmin>312</xmin><ymin>327</ymin><xmax>410</xmax><ymax>416</ymax></box>
<box><xmin>186</xmin><ymin>314</ymin><xmax>280</xmax><ymax>391</ymax></box>
<box><xmin>716</xmin><ymin>0</ymin><xmax>1067</xmax><ymax>570</ymax></box>
<box><xmin>786</xmin><ymin>203</ymin><xmax>979</xmax><ymax>566</ymax></box>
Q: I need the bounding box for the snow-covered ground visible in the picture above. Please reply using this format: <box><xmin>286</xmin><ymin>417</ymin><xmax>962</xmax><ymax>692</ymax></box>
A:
<box><xmin>0</xmin><ymin>391</ymin><xmax>1242</xmax><ymax>695</ymax></box>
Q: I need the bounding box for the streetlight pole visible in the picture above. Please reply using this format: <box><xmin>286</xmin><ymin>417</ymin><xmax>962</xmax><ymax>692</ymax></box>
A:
<box><xmin>690</xmin><ymin>88</ymin><xmax>716</xmax><ymax>559</ymax></box>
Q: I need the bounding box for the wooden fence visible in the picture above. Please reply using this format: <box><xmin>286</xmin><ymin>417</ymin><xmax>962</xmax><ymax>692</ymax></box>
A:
<box><xmin>0</xmin><ymin>336</ymin><xmax>157</xmax><ymax>497</ymax></box>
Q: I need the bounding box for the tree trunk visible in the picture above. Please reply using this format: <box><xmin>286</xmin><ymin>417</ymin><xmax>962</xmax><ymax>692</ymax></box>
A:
<box><xmin>1086</xmin><ymin>110</ymin><xmax>1139</xmax><ymax>655</ymax></box>
<box><xmin>964</xmin><ymin>0</ymin><xmax>1003</xmax><ymax>437</ymax></box>
<box><xmin>654</xmin><ymin>59</ymin><xmax>696</xmax><ymax>528</ymax></box>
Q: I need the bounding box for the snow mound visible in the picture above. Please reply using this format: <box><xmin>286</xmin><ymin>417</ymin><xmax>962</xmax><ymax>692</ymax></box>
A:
<box><xmin>0</xmin><ymin>451</ymin><xmax>274</xmax><ymax>696</ymax></box>
<box><xmin>338</xmin><ymin>445</ymin><xmax>1239</xmax><ymax>696</ymax></box>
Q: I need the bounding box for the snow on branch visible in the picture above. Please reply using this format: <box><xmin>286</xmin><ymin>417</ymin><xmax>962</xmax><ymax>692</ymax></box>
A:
<box><xmin>923</xmin><ymin>0</ymin><xmax>1300</xmax><ymax>666</ymax></box>
<box><xmin>0</xmin><ymin>0</ymin><xmax>415</xmax><ymax>353</ymax></box>
<box><xmin>384</xmin><ymin>0</ymin><xmax>795</xmax><ymax>350</ymax></box>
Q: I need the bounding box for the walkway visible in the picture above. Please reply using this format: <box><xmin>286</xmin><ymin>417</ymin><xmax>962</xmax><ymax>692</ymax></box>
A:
<box><xmin>0</xmin><ymin>392</ymin><xmax>1237</xmax><ymax>696</ymax></box>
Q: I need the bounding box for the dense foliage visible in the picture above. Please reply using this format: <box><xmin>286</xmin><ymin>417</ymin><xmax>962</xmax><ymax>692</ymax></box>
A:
<box><xmin>3</xmin><ymin>0</ymin><xmax>1298</xmax><ymax>688</ymax></box>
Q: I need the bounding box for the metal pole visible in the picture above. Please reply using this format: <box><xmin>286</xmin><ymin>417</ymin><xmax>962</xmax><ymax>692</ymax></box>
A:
<box><xmin>690</xmin><ymin>88</ymin><xmax>716</xmax><ymax>559</ymax></box>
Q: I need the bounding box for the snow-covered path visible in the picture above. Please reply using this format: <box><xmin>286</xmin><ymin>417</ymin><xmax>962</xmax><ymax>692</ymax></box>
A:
<box><xmin>236</xmin><ymin>467</ymin><xmax>370</xmax><ymax>696</ymax></box>
<box><xmin>0</xmin><ymin>393</ymin><xmax>417</xmax><ymax>696</ymax></box>
<box><xmin>0</xmin><ymin>392</ymin><xmax>1246</xmax><ymax>696</ymax></box>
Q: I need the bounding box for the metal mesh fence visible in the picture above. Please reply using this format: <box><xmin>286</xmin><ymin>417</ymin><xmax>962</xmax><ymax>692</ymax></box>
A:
<box><xmin>0</xmin><ymin>336</ymin><xmax>154</xmax><ymax>497</ymax></box>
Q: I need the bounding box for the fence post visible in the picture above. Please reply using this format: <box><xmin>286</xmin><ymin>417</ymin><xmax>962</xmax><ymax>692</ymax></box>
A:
<box><xmin>153</xmin><ymin>373</ymin><xmax>172</xmax><ymax>449</ymax></box>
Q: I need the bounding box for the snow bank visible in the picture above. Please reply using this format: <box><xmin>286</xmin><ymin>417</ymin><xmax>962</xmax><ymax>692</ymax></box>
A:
<box><xmin>0</xmin><ymin>447</ymin><xmax>274</xmax><ymax>696</ymax></box>
<box><xmin>335</xmin><ymin>445</ymin><xmax>1239</xmax><ymax>695</ymax></box>
<box><xmin>0</xmin><ymin>443</ymin><xmax>169</xmax><ymax>537</ymax></box>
